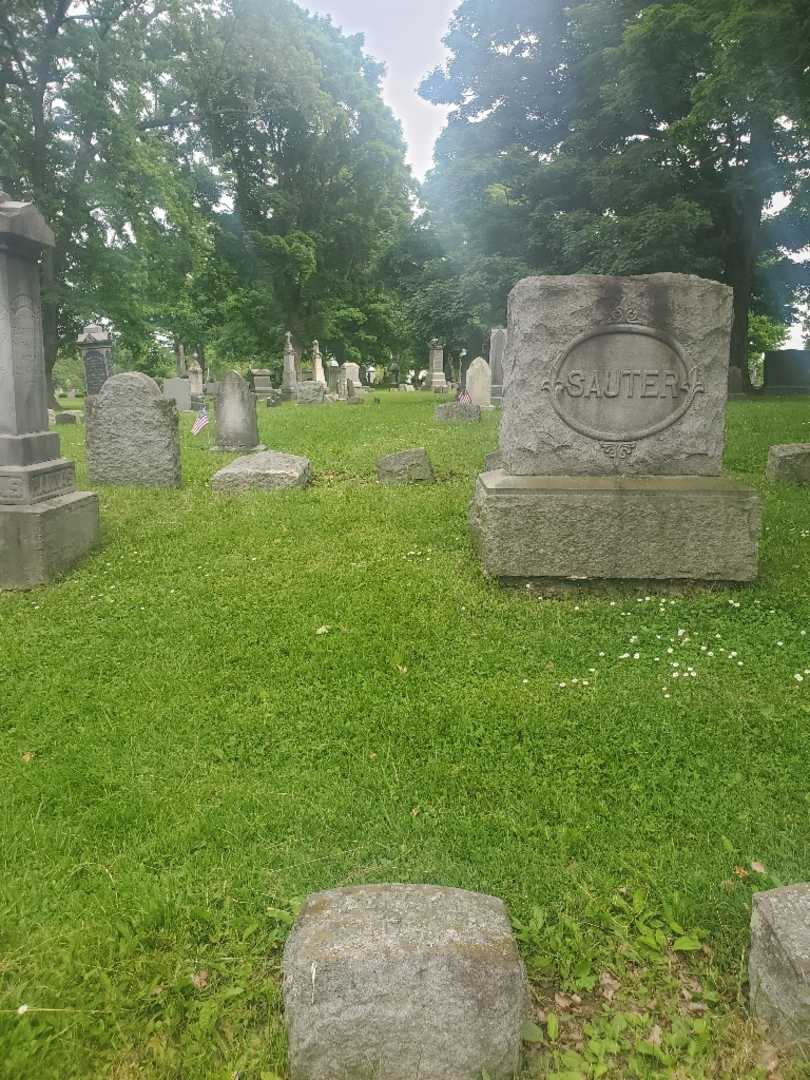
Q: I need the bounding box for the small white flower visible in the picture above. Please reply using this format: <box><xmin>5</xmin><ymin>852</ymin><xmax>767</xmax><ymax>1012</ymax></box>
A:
<box><xmin>795</xmin><ymin>673</ymin><xmax>804</xmax><ymax>683</ymax></box>
<box><xmin>630</xmin><ymin>635</ymin><xmax>639</xmax><ymax>644</ymax></box>
<box><xmin>598</xmin><ymin>651</ymin><xmax>605</xmax><ymax>657</ymax></box>
<box><xmin>16</xmin><ymin>1004</ymin><xmax>28</xmax><ymax>1016</ymax></box>
<box><xmin>776</xmin><ymin>641</ymin><xmax>784</xmax><ymax>647</ymax></box>
<box><xmin>666</xmin><ymin>647</ymin><xmax>674</xmax><ymax>655</ymax></box>
<box><xmin>559</xmin><ymin>682</ymin><xmax>567</xmax><ymax>688</ymax></box>
<box><xmin>633</xmin><ymin>652</ymin><xmax>640</xmax><ymax>660</ymax></box>
<box><xmin>677</xmin><ymin>628</ymin><xmax>686</xmax><ymax>637</ymax></box>
<box><xmin>522</xmin><ymin>679</ymin><xmax>529</xmax><ymax>685</ymax></box>
<box><xmin>664</xmin><ymin>693</ymin><xmax>671</xmax><ymax>699</ymax></box>
<box><xmin>619</xmin><ymin>652</ymin><xmax>630</xmax><ymax>660</ymax></box>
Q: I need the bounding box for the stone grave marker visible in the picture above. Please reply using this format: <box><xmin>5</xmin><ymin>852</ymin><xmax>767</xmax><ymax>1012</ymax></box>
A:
<box><xmin>766</xmin><ymin>444</ymin><xmax>810</xmax><ymax>484</ymax></box>
<box><xmin>749</xmin><ymin>883</ymin><xmax>810</xmax><ymax>1048</ymax></box>
<box><xmin>87</xmin><ymin>372</ymin><xmax>181</xmax><ymax>487</ymax></box>
<box><xmin>280</xmin><ymin>331</ymin><xmax>298</xmax><ymax>401</ymax></box>
<box><xmin>764</xmin><ymin>349</ymin><xmax>810</xmax><ymax>394</ymax></box>
<box><xmin>435</xmin><ymin>401</ymin><xmax>481</xmax><ymax>422</ymax></box>
<box><xmin>343</xmin><ymin>361</ymin><xmax>362</xmax><ymax>389</ymax></box>
<box><xmin>77</xmin><ymin>323</ymin><xmax>113</xmax><ymax>397</ymax></box>
<box><xmin>311</xmin><ymin>340</ymin><xmax>326</xmax><ymax>386</ymax></box>
<box><xmin>283</xmin><ymin>885</ymin><xmax>528</xmax><ymax>1080</ymax></box>
<box><xmin>0</xmin><ymin>192</ymin><xmax>99</xmax><ymax>588</ymax></box>
<box><xmin>424</xmin><ymin>338</ymin><xmax>448</xmax><ymax>391</ymax></box>
<box><xmin>326</xmin><ymin>357</ymin><xmax>339</xmax><ymax>392</ymax></box>
<box><xmin>466</xmin><ymin>355</ymin><xmax>493</xmax><ymax>408</ymax></box>
<box><xmin>377</xmin><ymin>448</ymin><xmax>434</xmax><ymax>485</ymax></box>
<box><xmin>470</xmin><ymin>273</ymin><xmax>761</xmax><ymax>584</ymax></box>
<box><xmin>163</xmin><ymin>376</ymin><xmax>191</xmax><ymax>412</ymax></box>
<box><xmin>214</xmin><ymin>371</ymin><xmax>260</xmax><ymax>451</ymax></box>
<box><xmin>211</xmin><ymin>450</ymin><xmax>311</xmax><ymax>492</ymax></box>
<box><xmin>490</xmin><ymin>327</ymin><xmax>507</xmax><ymax>405</ymax></box>
<box><xmin>337</xmin><ymin>364</ymin><xmax>349</xmax><ymax>400</ymax></box>
<box><xmin>187</xmin><ymin>357</ymin><xmax>204</xmax><ymax>398</ymax></box>
<box><xmin>248</xmin><ymin>368</ymin><xmax>274</xmax><ymax>399</ymax></box>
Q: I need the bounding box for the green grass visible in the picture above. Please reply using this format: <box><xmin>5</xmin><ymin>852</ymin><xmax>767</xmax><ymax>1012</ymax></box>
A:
<box><xmin>2</xmin><ymin>393</ymin><xmax>810</xmax><ymax>1078</ymax></box>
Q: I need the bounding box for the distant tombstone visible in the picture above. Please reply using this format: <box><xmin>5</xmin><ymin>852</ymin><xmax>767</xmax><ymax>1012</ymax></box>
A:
<box><xmin>344</xmin><ymin>361</ymin><xmax>362</xmax><ymax>389</ymax></box>
<box><xmin>490</xmin><ymin>328</ymin><xmax>507</xmax><ymax>405</ymax></box>
<box><xmin>345</xmin><ymin>377</ymin><xmax>364</xmax><ymax>405</ymax></box>
<box><xmin>248</xmin><ymin>368</ymin><xmax>274</xmax><ymax>399</ymax></box>
<box><xmin>296</xmin><ymin>381</ymin><xmax>326</xmax><ymax>405</ymax></box>
<box><xmin>337</xmin><ymin>364</ymin><xmax>349</xmax><ymax>400</ymax></box>
<box><xmin>87</xmin><ymin>372</ymin><xmax>181</xmax><ymax>487</ymax></box>
<box><xmin>435</xmin><ymin>401</ymin><xmax>481</xmax><ymax>422</ymax></box>
<box><xmin>77</xmin><ymin>323</ymin><xmax>113</xmax><ymax>397</ymax></box>
<box><xmin>766</xmin><ymin>444</ymin><xmax>810</xmax><ymax>484</ymax></box>
<box><xmin>163</xmin><ymin>377</ymin><xmax>191</xmax><ymax>411</ymax></box>
<box><xmin>366</xmin><ymin>364</ymin><xmax>377</xmax><ymax>385</ymax></box>
<box><xmin>0</xmin><ymin>191</ymin><xmax>99</xmax><ymax>588</ymax></box>
<box><xmin>311</xmin><ymin>340</ymin><xmax>327</xmax><ymax>386</ymax></box>
<box><xmin>466</xmin><ymin>356</ymin><xmax>492</xmax><ymax>408</ymax></box>
<box><xmin>187</xmin><ymin>357</ymin><xmax>204</xmax><ymax>398</ymax></box>
<box><xmin>764</xmin><ymin>349</ymin><xmax>810</xmax><ymax>394</ymax></box>
<box><xmin>215</xmin><ymin>371</ymin><xmax>260</xmax><ymax>450</ymax></box>
<box><xmin>425</xmin><ymin>338</ymin><xmax>448</xmax><ymax>391</ymax></box>
<box><xmin>326</xmin><ymin>357</ymin><xmax>339</xmax><ymax>393</ymax></box>
<box><xmin>281</xmin><ymin>331</ymin><xmax>298</xmax><ymax>401</ymax></box>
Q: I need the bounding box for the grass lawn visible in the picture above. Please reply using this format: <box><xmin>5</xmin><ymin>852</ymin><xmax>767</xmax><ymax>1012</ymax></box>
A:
<box><xmin>2</xmin><ymin>392</ymin><xmax>810</xmax><ymax>1078</ymax></box>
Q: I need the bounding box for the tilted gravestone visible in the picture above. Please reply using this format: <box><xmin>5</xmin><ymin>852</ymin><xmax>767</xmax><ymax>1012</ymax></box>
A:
<box><xmin>86</xmin><ymin>372</ymin><xmax>181</xmax><ymax>487</ymax></box>
<box><xmin>214</xmin><ymin>370</ymin><xmax>260</xmax><ymax>451</ymax></box>
<box><xmin>283</xmin><ymin>885</ymin><xmax>528</xmax><ymax>1080</ymax></box>
<box><xmin>490</xmin><ymin>327</ymin><xmax>507</xmax><ymax>405</ymax></box>
<box><xmin>466</xmin><ymin>355</ymin><xmax>492</xmax><ymax>408</ymax></box>
<box><xmin>77</xmin><ymin>323</ymin><xmax>113</xmax><ymax>397</ymax></box>
<box><xmin>0</xmin><ymin>192</ymin><xmax>99</xmax><ymax>588</ymax></box>
<box><xmin>470</xmin><ymin>274</ymin><xmax>761</xmax><ymax>584</ymax></box>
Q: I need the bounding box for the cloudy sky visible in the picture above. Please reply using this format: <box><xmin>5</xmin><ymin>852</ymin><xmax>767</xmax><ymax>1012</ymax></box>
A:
<box><xmin>306</xmin><ymin>0</ymin><xmax>458</xmax><ymax>179</ymax></box>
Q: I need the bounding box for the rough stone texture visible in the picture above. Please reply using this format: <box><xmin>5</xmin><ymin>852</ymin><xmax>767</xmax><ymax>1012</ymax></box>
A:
<box><xmin>425</xmin><ymin>338</ymin><xmax>448</xmax><ymax>391</ymax></box>
<box><xmin>377</xmin><ymin>448</ymin><xmax>434</xmax><ymax>485</ymax></box>
<box><xmin>466</xmin><ymin>356</ymin><xmax>492</xmax><ymax>408</ymax></box>
<box><xmin>86</xmin><ymin>372</ymin><xmax>181</xmax><ymax>487</ymax></box>
<box><xmin>766</xmin><ymin>444</ymin><xmax>810</xmax><ymax>484</ymax></box>
<box><xmin>764</xmin><ymin>349</ymin><xmax>810</xmax><ymax>394</ymax></box>
<box><xmin>728</xmin><ymin>366</ymin><xmax>746</xmax><ymax>400</ymax></box>
<box><xmin>266</xmin><ymin>391</ymin><xmax>282</xmax><ymax>408</ymax></box>
<box><xmin>435</xmin><ymin>402</ymin><xmax>481</xmax><ymax>423</ymax></box>
<box><xmin>283</xmin><ymin>884</ymin><xmax>528</xmax><ymax>1080</ymax></box>
<box><xmin>0</xmin><ymin>191</ymin><xmax>99</xmax><ymax>587</ymax></box>
<box><xmin>296</xmin><ymin>380</ymin><xmax>326</xmax><ymax>405</ymax></box>
<box><xmin>163</xmin><ymin>376</ymin><xmax>191</xmax><ymax>412</ymax></box>
<box><xmin>211</xmin><ymin>450</ymin><xmax>311</xmax><ymax>492</ymax></box>
<box><xmin>215</xmin><ymin>371</ymin><xmax>259</xmax><ymax>451</ymax></box>
<box><xmin>490</xmin><ymin>328</ymin><xmax>507</xmax><ymax>405</ymax></box>
<box><xmin>470</xmin><ymin>471</ymin><xmax>761</xmax><ymax>583</ymax></box>
<box><xmin>55</xmin><ymin>411</ymin><xmax>79</xmax><ymax>425</ymax></box>
<box><xmin>749</xmin><ymin>884</ymin><xmax>810</xmax><ymax>1048</ymax></box>
<box><xmin>500</xmin><ymin>274</ymin><xmax>733</xmax><ymax>477</ymax></box>
<box><xmin>486</xmin><ymin>450</ymin><xmax>503</xmax><ymax>471</ymax></box>
<box><xmin>77</xmin><ymin>323</ymin><xmax>113</xmax><ymax>396</ymax></box>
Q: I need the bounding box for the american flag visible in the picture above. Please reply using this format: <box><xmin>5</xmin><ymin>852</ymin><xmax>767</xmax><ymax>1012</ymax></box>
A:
<box><xmin>457</xmin><ymin>387</ymin><xmax>472</xmax><ymax>404</ymax></box>
<box><xmin>191</xmin><ymin>406</ymin><xmax>209</xmax><ymax>435</ymax></box>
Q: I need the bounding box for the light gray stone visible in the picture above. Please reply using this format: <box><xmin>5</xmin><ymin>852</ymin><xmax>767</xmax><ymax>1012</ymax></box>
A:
<box><xmin>211</xmin><ymin>450</ymin><xmax>311</xmax><ymax>492</ymax></box>
<box><xmin>466</xmin><ymin>356</ymin><xmax>492</xmax><ymax>408</ymax></box>
<box><xmin>296</xmin><ymin>381</ymin><xmax>326</xmax><ymax>405</ymax></box>
<box><xmin>326</xmin><ymin>358</ymin><xmax>339</xmax><ymax>393</ymax></box>
<box><xmin>485</xmin><ymin>450</ymin><xmax>503</xmax><ymax>471</ymax></box>
<box><xmin>311</xmin><ymin>340</ymin><xmax>326</xmax><ymax>386</ymax></box>
<box><xmin>187</xmin><ymin>358</ymin><xmax>204</xmax><ymax>397</ymax></box>
<box><xmin>435</xmin><ymin>402</ymin><xmax>481</xmax><ymax>423</ymax></box>
<box><xmin>749</xmin><ymin>884</ymin><xmax>810</xmax><ymax>1047</ymax></box>
<box><xmin>425</xmin><ymin>338</ymin><xmax>448</xmax><ymax>391</ymax></box>
<box><xmin>0</xmin><ymin>191</ymin><xmax>99</xmax><ymax>588</ymax></box>
<box><xmin>86</xmin><ymin>372</ymin><xmax>181</xmax><ymax>487</ymax></box>
<box><xmin>215</xmin><ymin>371</ymin><xmax>259</xmax><ymax>451</ymax></box>
<box><xmin>281</xmin><ymin>331</ymin><xmax>298</xmax><ymax>401</ymax></box>
<box><xmin>55</xmin><ymin>411</ymin><xmax>79</xmax><ymax>425</ymax></box>
<box><xmin>500</xmin><ymin>274</ymin><xmax>734</xmax><ymax>477</ymax></box>
<box><xmin>249</xmin><ymin>368</ymin><xmax>274</xmax><ymax>398</ymax></box>
<box><xmin>766</xmin><ymin>444</ymin><xmax>810</xmax><ymax>485</ymax></box>
<box><xmin>77</xmin><ymin>323</ymin><xmax>113</xmax><ymax>396</ymax></box>
<box><xmin>163</xmin><ymin>377</ymin><xmax>191</xmax><ymax>412</ymax></box>
<box><xmin>283</xmin><ymin>884</ymin><xmax>528</xmax><ymax>1080</ymax></box>
<box><xmin>490</xmin><ymin>328</ymin><xmax>507</xmax><ymax>404</ymax></box>
<box><xmin>470</xmin><ymin>471</ymin><xmax>761</xmax><ymax>583</ymax></box>
<box><xmin>377</xmin><ymin>448</ymin><xmax>434</xmax><ymax>485</ymax></box>
<box><xmin>343</xmin><ymin>361</ymin><xmax>362</xmax><ymax>389</ymax></box>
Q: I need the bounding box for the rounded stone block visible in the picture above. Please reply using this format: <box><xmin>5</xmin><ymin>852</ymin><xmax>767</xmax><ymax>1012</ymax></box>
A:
<box><xmin>211</xmin><ymin>450</ymin><xmax>311</xmax><ymax>492</ymax></box>
<box><xmin>283</xmin><ymin>884</ymin><xmax>528</xmax><ymax>1080</ymax></box>
<box><xmin>766</xmin><ymin>444</ymin><xmax>810</xmax><ymax>485</ymax></box>
<box><xmin>377</xmin><ymin>448</ymin><xmax>434</xmax><ymax>485</ymax></box>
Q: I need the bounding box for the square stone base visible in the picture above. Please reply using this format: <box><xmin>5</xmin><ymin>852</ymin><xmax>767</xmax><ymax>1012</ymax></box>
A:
<box><xmin>0</xmin><ymin>491</ymin><xmax>100</xmax><ymax>589</ymax></box>
<box><xmin>470</xmin><ymin>471</ymin><xmax>761</xmax><ymax>584</ymax></box>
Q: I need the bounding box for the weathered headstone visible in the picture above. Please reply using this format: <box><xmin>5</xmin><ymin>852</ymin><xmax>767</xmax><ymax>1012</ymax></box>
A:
<box><xmin>187</xmin><ymin>357</ymin><xmax>204</xmax><ymax>398</ymax></box>
<box><xmin>470</xmin><ymin>274</ymin><xmax>761</xmax><ymax>584</ymax></box>
<box><xmin>766</xmin><ymin>444</ymin><xmax>810</xmax><ymax>484</ymax></box>
<box><xmin>466</xmin><ymin>356</ymin><xmax>493</xmax><ymax>408</ymax></box>
<box><xmin>764</xmin><ymin>349</ymin><xmax>810</xmax><ymax>394</ymax></box>
<box><xmin>77</xmin><ymin>323</ymin><xmax>113</xmax><ymax>397</ymax></box>
<box><xmin>215</xmin><ymin>371</ymin><xmax>260</xmax><ymax>451</ymax></box>
<box><xmin>424</xmin><ymin>338</ymin><xmax>448</xmax><ymax>391</ymax></box>
<box><xmin>296</xmin><ymin>381</ymin><xmax>326</xmax><ymax>405</ymax></box>
<box><xmin>86</xmin><ymin>372</ymin><xmax>181</xmax><ymax>487</ymax></box>
<box><xmin>0</xmin><ymin>192</ymin><xmax>99</xmax><ymax>588</ymax></box>
<box><xmin>377</xmin><ymin>448</ymin><xmax>434</xmax><ymax>485</ymax></box>
<box><xmin>343</xmin><ymin>361</ymin><xmax>362</xmax><ymax>389</ymax></box>
<box><xmin>280</xmin><ymin>331</ymin><xmax>298</xmax><ymax>401</ymax></box>
<box><xmin>337</xmin><ymin>364</ymin><xmax>349</xmax><ymax>400</ymax></box>
<box><xmin>345</xmin><ymin>377</ymin><xmax>364</xmax><ymax>405</ymax></box>
<box><xmin>55</xmin><ymin>412</ymin><xmax>79</xmax><ymax>425</ymax></box>
<box><xmin>163</xmin><ymin>376</ymin><xmax>191</xmax><ymax>412</ymax></box>
<box><xmin>435</xmin><ymin>401</ymin><xmax>481</xmax><ymax>422</ymax></box>
<box><xmin>490</xmin><ymin>327</ymin><xmax>507</xmax><ymax>405</ymax></box>
<box><xmin>749</xmin><ymin>884</ymin><xmax>810</xmax><ymax>1048</ymax></box>
<box><xmin>326</xmin><ymin>357</ymin><xmax>339</xmax><ymax>393</ymax></box>
<box><xmin>311</xmin><ymin>340</ymin><xmax>326</xmax><ymax>386</ymax></box>
<box><xmin>248</xmin><ymin>368</ymin><xmax>274</xmax><ymax>399</ymax></box>
<box><xmin>283</xmin><ymin>885</ymin><xmax>528</xmax><ymax>1080</ymax></box>
<box><xmin>211</xmin><ymin>450</ymin><xmax>311</xmax><ymax>492</ymax></box>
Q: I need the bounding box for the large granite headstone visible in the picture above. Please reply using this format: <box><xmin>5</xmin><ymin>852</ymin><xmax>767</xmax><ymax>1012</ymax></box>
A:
<box><xmin>77</xmin><ymin>323</ymin><xmax>113</xmax><ymax>397</ymax></box>
<box><xmin>470</xmin><ymin>274</ymin><xmax>761</xmax><ymax>584</ymax></box>
<box><xmin>424</xmin><ymin>338</ymin><xmax>448</xmax><ymax>391</ymax></box>
<box><xmin>87</xmin><ymin>372</ymin><xmax>181</xmax><ymax>487</ymax></box>
<box><xmin>283</xmin><ymin>885</ymin><xmax>528</xmax><ymax>1080</ymax></box>
<box><xmin>163</xmin><ymin>376</ymin><xmax>191</xmax><ymax>412</ymax></box>
<box><xmin>466</xmin><ymin>356</ymin><xmax>492</xmax><ymax>408</ymax></box>
<box><xmin>0</xmin><ymin>193</ymin><xmax>99</xmax><ymax>588</ymax></box>
<box><xmin>215</xmin><ymin>370</ymin><xmax>260</xmax><ymax>451</ymax></box>
<box><xmin>490</xmin><ymin>327</ymin><xmax>507</xmax><ymax>405</ymax></box>
<box><xmin>764</xmin><ymin>349</ymin><xmax>810</xmax><ymax>395</ymax></box>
